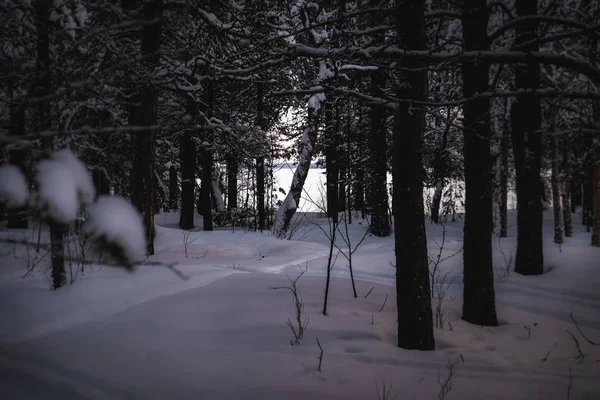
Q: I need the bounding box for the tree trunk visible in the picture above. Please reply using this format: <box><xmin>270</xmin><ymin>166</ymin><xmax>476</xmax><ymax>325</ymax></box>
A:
<box><xmin>36</xmin><ymin>0</ymin><xmax>65</xmax><ymax>289</ymax></box>
<box><xmin>168</xmin><ymin>165</ymin><xmax>179</xmax><ymax>211</ymax></box>
<box><xmin>274</xmin><ymin>106</ymin><xmax>320</xmax><ymax>238</ymax></box>
<box><xmin>7</xmin><ymin>104</ymin><xmax>28</xmax><ymax>229</ymax></box>
<box><xmin>199</xmin><ymin>149</ymin><xmax>213</xmax><ymax>231</ymax></box>
<box><xmin>583</xmin><ymin>168</ymin><xmax>594</xmax><ymax>230</ymax></box>
<box><xmin>562</xmin><ymin>146</ymin><xmax>573</xmax><ymax>237</ymax></box>
<box><xmin>551</xmin><ymin>135</ymin><xmax>563</xmax><ymax>244</ymax></box>
<box><xmin>227</xmin><ymin>157</ymin><xmax>238</xmax><ymax>209</ymax></box>
<box><xmin>368</xmin><ymin>69</ymin><xmax>390</xmax><ymax>236</ymax></box>
<box><xmin>256</xmin><ymin>83</ymin><xmax>266</xmax><ymax>231</ymax></box>
<box><xmin>511</xmin><ymin>0</ymin><xmax>544</xmax><ymax>275</ymax></box>
<box><xmin>179</xmin><ymin>132</ymin><xmax>195</xmax><ymax>229</ymax></box>
<box><xmin>499</xmin><ymin>98</ymin><xmax>510</xmax><ymax>238</ymax></box>
<box><xmin>129</xmin><ymin>1</ymin><xmax>161</xmax><ymax>256</ymax></box>
<box><xmin>326</xmin><ymin>100</ymin><xmax>339</xmax><ymax>223</ymax></box>
<box><xmin>461</xmin><ymin>0</ymin><xmax>498</xmax><ymax>327</ymax></box>
<box><xmin>394</xmin><ymin>0</ymin><xmax>434</xmax><ymax>351</ymax></box>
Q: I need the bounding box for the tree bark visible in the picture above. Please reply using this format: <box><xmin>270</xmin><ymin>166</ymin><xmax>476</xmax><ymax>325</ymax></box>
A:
<box><xmin>256</xmin><ymin>83</ymin><xmax>266</xmax><ymax>231</ymax></box>
<box><xmin>129</xmin><ymin>0</ymin><xmax>162</xmax><ymax>256</ymax></box>
<box><xmin>368</xmin><ymin>69</ymin><xmax>390</xmax><ymax>236</ymax></box>
<box><xmin>36</xmin><ymin>0</ymin><xmax>65</xmax><ymax>289</ymax></box>
<box><xmin>461</xmin><ymin>0</ymin><xmax>498</xmax><ymax>327</ymax></box>
<box><xmin>168</xmin><ymin>165</ymin><xmax>179</xmax><ymax>211</ymax></box>
<box><xmin>227</xmin><ymin>157</ymin><xmax>238</xmax><ymax>209</ymax></box>
<box><xmin>499</xmin><ymin>98</ymin><xmax>510</xmax><ymax>238</ymax></box>
<box><xmin>593</xmin><ymin>157</ymin><xmax>600</xmax><ymax>246</ymax></box>
<box><xmin>511</xmin><ymin>0</ymin><xmax>544</xmax><ymax>275</ymax></box>
<box><xmin>394</xmin><ymin>0</ymin><xmax>434</xmax><ymax>351</ymax></box>
<box><xmin>179</xmin><ymin>131</ymin><xmax>195</xmax><ymax>229</ymax></box>
<box><xmin>7</xmin><ymin>104</ymin><xmax>28</xmax><ymax>229</ymax></box>
<box><xmin>326</xmin><ymin>100</ymin><xmax>339</xmax><ymax>224</ymax></box>
<box><xmin>551</xmin><ymin>134</ymin><xmax>563</xmax><ymax>244</ymax></box>
<box><xmin>562</xmin><ymin>145</ymin><xmax>573</xmax><ymax>237</ymax></box>
<box><xmin>430</xmin><ymin>108</ymin><xmax>451</xmax><ymax>224</ymax></box>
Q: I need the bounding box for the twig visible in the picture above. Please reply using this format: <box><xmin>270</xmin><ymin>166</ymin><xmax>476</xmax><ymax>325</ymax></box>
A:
<box><xmin>437</xmin><ymin>359</ymin><xmax>457</xmax><ymax>400</ymax></box>
<box><xmin>316</xmin><ymin>337</ymin><xmax>324</xmax><ymax>372</ymax></box>
<box><xmin>365</xmin><ymin>286</ymin><xmax>375</xmax><ymax>298</ymax></box>
<box><xmin>566</xmin><ymin>329</ymin><xmax>587</xmax><ymax>364</ymax></box>
<box><xmin>379</xmin><ymin>293</ymin><xmax>388</xmax><ymax>312</ymax></box>
<box><xmin>541</xmin><ymin>348</ymin><xmax>552</xmax><ymax>362</ymax></box>
<box><xmin>570</xmin><ymin>312</ymin><xmax>599</xmax><ymax>346</ymax></box>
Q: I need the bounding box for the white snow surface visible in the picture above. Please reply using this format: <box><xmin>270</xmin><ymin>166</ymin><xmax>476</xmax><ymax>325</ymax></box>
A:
<box><xmin>83</xmin><ymin>195</ymin><xmax>146</xmax><ymax>266</ymax></box>
<box><xmin>0</xmin><ymin>165</ymin><xmax>28</xmax><ymax>208</ymax></box>
<box><xmin>51</xmin><ymin>149</ymin><xmax>96</xmax><ymax>206</ymax></box>
<box><xmin>35</xmin><ymin>159</ymin><xmax>79</xmax><ymax>224</ymax></box>
<box><xmin>0</xmin><ymin>210</ymin><xmax>599</xmax><ymax>399</ymax></box>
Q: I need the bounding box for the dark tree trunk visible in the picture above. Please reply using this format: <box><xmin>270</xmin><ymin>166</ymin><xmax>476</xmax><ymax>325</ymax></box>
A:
<box><xmin>168</xmin><ymin>165</ymin><xmax>179</xmax><ymax>211</ymax></box>
<box><xmin>583</xmin><ymin>167</ymin><xmax>594</xmax><ymax>230</ymax></box>
<box><xmin>7</xmin><ymin>104</ymin><xmax>28</xmax><ymax>229</ymax></box>
<box><xmin>36</xmin><ymin>0</ymin><xmax>65</xmax><ymax>289</ymax></box>
<box><xmin>129</xmin><ymin>0</ymin><xmax>161</xmax><ymax>256</ymax></box>
<box><xmin>511</xmin><ymin>0</ymin><xmax>544</xmax><ymax>275</ymax></box>
<box><xmin>92</xmin><ymin>169</ymin><xmax>110</xmax><ymax>197</ymax></box>
<box><xmin>499</xmin><ymin>106</ymin><xmax>510</xmax><ymax>238</ymax></box>
<box><xmin>394</xmin><ymin>0</ymin><xmax>434</xmax><ymax>351</ymax></box>
<box><xmin>199</xmin><ymin>149</ymin><xmax>214</xmax><ymax>231</ymax></box>
<box><xmin>461</xmin><ymin>0</ymin><xmax>498</xmax><ymax>327</ymax></box>
<box><xmin>562</xmin><ymin>145</ymin><xmax>573</xmax><ymax>237</ymax></box>
<box><xmin>179</xmin><ymin>130</ymin><xmax>195</xmax><ymax>230</ymax></box>
<box><xmin>326</xmin><ymin>100</ymin><xmax>339</xmax><ymax>223</ymax></box>
<box><xmin>368</xmin><ymin>69</ymin><xmax>390</xmax><ymax>236</ymax></box>
<box><xmin>551</xmin><ymin>134</ymin><xmax>563</xmax><ymax>244</ymax></box>
<box><xmin>256</xmin><ymin>83</ymin><xmax>266</xmax><ymax>231</ymax></box>
<box><xmin>227</xmin><ymin>157</ymin><xmax>238</xmax><ymax>209</ymax></box>
<box><xmin>593</xmin><ymin>156</ymin><xmax>600</xmax><ymax>246</ymax></box>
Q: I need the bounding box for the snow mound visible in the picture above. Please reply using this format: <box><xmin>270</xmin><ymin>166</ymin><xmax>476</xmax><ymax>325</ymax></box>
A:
<box><xmin>35</xmin><ymin>159</ymin><xmax>79</xmax><ymax>223</ymax></box>
<box><xmin>51</xmin><ymin>149</ymin><xmax>95</xmax><ymax>206</ymax></box>
<box><xmin>0</xmin><ymin>165</ymin><xmax>28</xmax><ymax>208</ymax></box>
<box><xmin>83</xmin><ymin>195</ymin><xmax>146</xmax><ymax>268</ymax></box>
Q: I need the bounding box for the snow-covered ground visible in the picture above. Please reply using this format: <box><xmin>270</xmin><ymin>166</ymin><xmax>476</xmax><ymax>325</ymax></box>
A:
<box><xmin>1</xmin><ymin>209</ymin><xmax>599</xmax><ymax>399</ymax></box>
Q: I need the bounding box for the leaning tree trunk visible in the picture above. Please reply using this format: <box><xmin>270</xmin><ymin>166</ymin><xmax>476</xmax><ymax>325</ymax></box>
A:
<box><xmin>550</xmin><ymin>134</ymin><xmax>563</xmax><ymax>244</ymax></box>
<box><xmin>274</xmin><ymin>106</ymin><xmax>320</xmax><ymax>238</ymax></box>
<box><xmin>510</xmin><ymin>0</ymin><xmax>544</xmax><ymax>275</ymax></box>
<box><xmin>36</xmin><ymin>0</ymin><xmax>65</xmax><ymax>289</ymax></box>
<box><xmin>461</xmin><ymin>0</ymin><xmax>498</xmax><ymax>327</ymax></box>
<box><xmin>394</xmin><ymin>0</ymin><xmax>434</xmax><ymax>351</ymax></box>
<box><xmin>368</xmin><ymin>69</ymin><xmax>390</xmax><ymax>236</ymax></box>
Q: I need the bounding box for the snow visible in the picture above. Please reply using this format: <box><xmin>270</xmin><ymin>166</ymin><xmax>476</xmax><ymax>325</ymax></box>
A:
<box><xmin>51</xmin><ymin>149</ymin><xmax>95</xmax><ymax>206</ymax></box>
<box><xmin>0</xmin><ymin>209</ymin><xmax>599</xmax><ymax>399</ymax></box>
<box><xmin>83</xmin><ymin>195</ymin><xmax>146</xmax><ymax>268</ymax></box>
<box><xmin>35</xmin><ymin>159</ymin><xmax>79</xmax><ymax>224</ymax></box>
<box><xmin>0</xmin><ymin>165</ymin><xmax>28</xmax><ymax>208</ymax></box>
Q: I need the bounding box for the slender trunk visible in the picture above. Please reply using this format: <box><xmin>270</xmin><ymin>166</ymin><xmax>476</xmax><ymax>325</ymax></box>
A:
<box><xmin>499</xmin><ymin>97</ymin><xmax>510</xmax><ymax>237</ymax></box>
<box><xmin>551</xmin><ymin>135</ymin><xmax>563</xmax><ymax>244</ymax></box>
<box><xmin>430</xmin><ymin>108</ymin><xmax>450</xmax><ymax>224</ymax></box>
<box><xmin>326</xmin><ymin>101</ymin><xmax>339</xmax><ymax>223</ymax></box>
<box><xmin>36</xmin><ymin>0</ymin><xmax>65</xmax><ymax>289</ymax></box>
<box><xmin>7</xmin><ymin>104</ymin><xmax>28</xmax><ymax>229</ymax></box>
<box><xmin>368</xmin><ymin>70</ymin><xmax>390</xmax><ymax>236</ymax></box>
<box><xmin>274</xmin><ymin>107</ymin><xmax>319</xmax><ymax>238</ymax></box>
<box><xmin>179</xmin><ymin>131</ymin><xmax>195</xmax><ymax>229</ymax></box>
<box><xmin>394</xmin><ymin>0</ymin><xmax>434</xmax><ymax>350</ymax></box>
<box><xmin>256</xmin><ymin>83</ymin><xmax>266</xmax><ymax>231</ymax></box>
<box><xmin>227</xmin><ymin>157</ymin><xmax>238</xmax><ymax>209</ymax></box>
<box><xmin>353</xmin><ymin>105</ymin><xmax>365</xmax><ymax>215</ymax></box>
<box><xmin>168</xmin><ymin>165</ymin><xmax>179</xmax><ymax>210</ymax></box>
<box><xmin>211</xmin><ymin>170</ymin><xmax>225</xmax><ymax>212</ymax></box>
<box><xmin>583</xmin><ymin>168</ymin><xmax>594</xmax><ymax>230</ymax></box>
<box><xmin>593</xmin><ymin>158</ymin><xmax>600</xmax><ymax>246</ymax></box>
<box><xmin>461</xmin><ymin>0</ymin><xmax>498</xmax><ymax>327</ymax></box>
<box><xmin>562</xmin><ymin>146</ymin><xmax>573</xmax><ymax>237</ymax></box>
<box><xmin>129</xmin><ymin>1</ymin><xmax>161</xmax><ymax>255</ymax></box>
<box><xmin>199</xmin><ymin>150</ymin><xmax>213</xmax><ymax>231</ymax></box>
<box><xmin>511</xmin><ymin>0</ymin><xmax>544</xmax><ymax>275</ymax></box>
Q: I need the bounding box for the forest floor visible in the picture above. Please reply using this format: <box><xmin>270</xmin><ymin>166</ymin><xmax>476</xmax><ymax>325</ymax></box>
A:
<box><xmin>0</xmin><ymin>209</ymin><xmax>599</xmax><ymax>399</ymax></box>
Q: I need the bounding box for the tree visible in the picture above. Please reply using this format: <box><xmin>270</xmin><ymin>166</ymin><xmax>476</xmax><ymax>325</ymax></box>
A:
<box><xmin>511</xmin><ymin>0</ymin><xmax>545</xmax><ymax>275</ymax></box>
<box><xmin>394</xmin><ymin>0</ymin><xmax>434</xmax><ymax>351</ymax></box>
<box><xmin>461</xmin><ymin>0</ymin><xmax>498</xmax><ymax>326</ymax></box>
